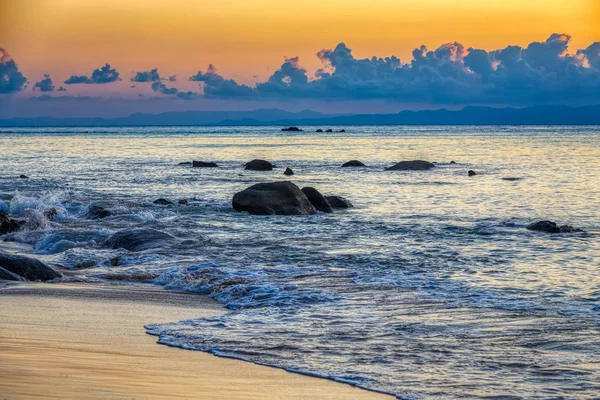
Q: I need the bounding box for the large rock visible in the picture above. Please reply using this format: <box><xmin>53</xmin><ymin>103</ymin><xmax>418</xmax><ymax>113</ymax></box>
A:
<box><xmin>153</xmin><ymin>198</ymin><xmax>173</xmax><ymax>205</ymax></box>
<box><xmin>527</xmin><ymin>220</ymin><xmax>583</xmax><ymax>234</ymax></box>
<box><xmin>0</xmin><ymin>266</ymin><xmax>26</xmax><ymax>281</ymax></box>
<box><xmin>192</xmin><ymin>161</ymin><xmax>218</xmax><ymax>168</ymax></box>
<box><xmin>341</xmin><ymin>160</ymin><xmax>366</xmax><ymax>167</ymax></box>
<box><xmin>244</xmin><ymin>159</ymin><xmax>274</xmax><ymax>171</ymax></box>
<box><xmin>283</xmin><ymin>167</ymin><xmax>294</xmax><ymax>176</ymax></box>
<box><xmin>281</xmin><ymin>126</ymin><xmax>302</xmax><ymax>132</ymax></box>
<box><xmin>386</xmin><ymin>160</ymin><xmax>435</xmax><ymax>171</ymax></box>
<box><xmin>325</xmin><ymin>195</ymin><xmax>353</xmax><ymax>209</ymax></box>
<box><xmin>0</xmin><ymin>252</ymin><xmax>62</xmax><ymax>281</ymax></box>
<box><xmin>301</xmin><ymin>187</ymin><xmax>333</xmax><ymax>213</ymax></box>
<box><xmin>0</xmin><ymin>211</ymin><xmax>22</xmax><ymax>235</ymax></box>
<box><xmin>106</xmin><ymin>228</ymin><xmax>175</xmax><ymax>251</ymax></box>
<box><xmin>232</xmin><ymin>181</ymin><xmax>317</xmax><ymax>215</ymax></box>
<box><xmin>85</xmin><ymin>205</ymin><xmax>111</xmax><ymax>219</ymax></box>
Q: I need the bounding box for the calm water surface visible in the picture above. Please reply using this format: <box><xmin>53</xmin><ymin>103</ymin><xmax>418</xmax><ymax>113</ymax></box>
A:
<box><xmin>1</xmin><ymin>126</ymin><xmax>599</xmax><ymax>398</ymax></box>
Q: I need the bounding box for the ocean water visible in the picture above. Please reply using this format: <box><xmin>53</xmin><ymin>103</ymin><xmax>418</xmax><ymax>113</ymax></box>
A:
<box><xmin>1</xmin><ymin>125</ymin><xmax>599</xmax><ymax>398</ymax></box>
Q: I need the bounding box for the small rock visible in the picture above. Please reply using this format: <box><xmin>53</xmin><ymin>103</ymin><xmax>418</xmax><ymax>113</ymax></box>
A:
<box><xmin>153</xmin><ymin>198</ymin><xmax>173</xmax><ymax>205</ymax></box>
<box><xmin>325</xmin><ymin>129</ymin><xmax>333</xmax><ymax>133</ymax></box>
<box><xmin>386</xmin><ymin>160</ymin><xmax>435</xmax><ymax>171</ymax></box>
<box><xmin>178</xmin><ymin>199</ymin><xmax>188</xmax><ymax>205</ymax></box>
<box><xmin>106</xmin><ymin>228</ymin><xmax>175</xmax><ymax>252</ymax></box>
<box><xmin>232</xmin><ymin>181</ymin><xmax>316</xmax><ymax>215</ymax></box>
<box><xmin>192</xmin><ymin>161</ymin><xmax>218</xmax><ymax>168</ymax></box>
<box><xmin>450</xmin><ymin>161</ymin><xmax>456</xmax><ymax>164</ymax></box>
<box><xmin>527</xmin><ymin>220</ymin><xmax>584</xmax><ymax>234</ymax></box>
<box><xmin>316</xmin><ymin>129</ymin><xmax>323</xmax><ymax>133</ymax></box>
<box><xmin>337</xmin><ymin>129</ymin><xmax>346</xmax><ymax>133</ymax></box>
<box><xmin>325</xmin><ymin>195</ymin><xmax>353</xmax><ymax>209</ymax></box>
<box><xmin>244</xmin><ymin>159</ymin><xmax>274</xmax><ymax>171</ymax></box>
<box><xmin>44</xmin><ymin>207</ymin><xmax>58</xmax><ymax>220</ymax></box>
<box><xmin>502</xmin><ymin>177</ymin><xmax>523</xmax><ymax>181</ymax></box>
<box><xmin>301</xmin><ymin>187</ymin><xmax>333</xmax><ymax>213</ymax></box>
<box><xmin>85</xmin><ymin>205</ymin><xmax>111</xmax><ymax>219</ymax></box>
<box><xmin>109</xmin><ymin>256</ymin><xmax>121</xmax><ymax>266</ymax></box>
<box><xmin>341</xmin><ymin>160</ymin><xmax>366</xmax><ymax>168</ymax></box>
<box><xmin>19</xmin><ymin>174</ymin><xmax>29</xmax><ymax>179</ymax></box>
<box><xmin>281</xmin><ymin>126</ymin><xmax>303</xmax><ymax>132</ymax></box>
<box><xmin>178</xmin><ymin>161</ymin><xmax>192</xmax><ymax>166</ymax></box>
<box><xmin>283</xmin><ymin>167</ymin><xmax>294</xmax><ymax>176</ymax></box>
<box><xmin>0</xmin><ymin>211</ymin><xmax>21</xmax><ymax>235</ymax></box>
<box><xmin>468</xmin><ymin>170</ymin><xmax>477</xmax><ymax>176</ymax></box>
<box><xmin>73</xmin><ymin>260</ymin><xmax>96</xmax><ymax>269</ymax></box>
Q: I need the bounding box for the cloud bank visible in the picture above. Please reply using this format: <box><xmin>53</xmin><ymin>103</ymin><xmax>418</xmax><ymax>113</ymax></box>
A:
<box><xmin>130</xmin><ymin>67</ymin><xmax>196</xmax><ymax>99</ymax></box>
<box><xmin>189</xmin><ymin>34</ymin><xmax>600</xmax><ymax>105</ymax></box>
<box><xmin>0</xmin><ymin>48</ymin><xmax>27</xmax><ymax>94</ymax></box>
<box><xmin>64</xmin><ymin>63</ymin><xmax>120</xmax><ymax>84</ymax></box>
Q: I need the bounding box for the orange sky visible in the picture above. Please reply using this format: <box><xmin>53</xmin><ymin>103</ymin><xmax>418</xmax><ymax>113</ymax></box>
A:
<box><xmin>1</xmin><ymin>0</ymin><xmax>599</xmax><ymax>92</ymax></box>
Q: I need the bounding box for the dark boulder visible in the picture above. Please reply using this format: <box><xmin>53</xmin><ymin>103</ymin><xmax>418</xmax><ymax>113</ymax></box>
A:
<box><xmin>105</xmin><ymin>228</ymin><xmax>175</xmax><ymax>252</ymax></box>
<box><xmin>468</xmin><ymin>170</ymin><xmax>477</xmax><ymax>176</ymax></box>
<box><xmin>527</xmin><ymin>220</ymin><xmax>584</xmax><ymax>234</ymax></box>
<box><xmin>153</xmin><ymin>198</ymin><xmax>173</xmax><ymax>205</ymax></box>
<box><xmin>0</xmin><ymin>211</ymin><xmax>21</xmax><ymax>235</ymax></box>
<box><xmin>44</xmin><ymin>207</ymin><xmax>58</xmax><ymax>220</ymax></box>
<box><xmin>19</xmin><ymin>174</ymin><xmax>29</xmax><ymax>179</ymax></box>
<box><xmin>450</xmin><ymin>161</ymin><xmax>456</xmax><ymax>164</ymax></box>
<box><xmin>85</xmin><ymin>205</ymin><xmax>111</xmax><ymax>219</ymax></box>
<box><xmin>386</xmin><ymin>160</ymin><xmax>435</xmax><ymax>171</ymax></box>
<box><xmin>281</xmin><ymin>126</ymin><xmax>302</xmax><ymax>132</ymax></box>
<box><xmin>178</xmin><ymin>161</ymin><xmax>192</xmax><ymax>166</ymax></box>
<box><xmin>502</xmin><ymin>177</ymin><xmax>523</xmax><ymax>181</ymax></box>
<box><xmin>192</xmin><ymin>161</ymin><xmax>218</xmax><ymax>168</ymax></box>
<box><xmin>244</xmin><ymin>159</ymin><xmax>274</xmax><ymax>171</ymax></box>
<box><xmin>232</xmin><ymin>181</ymin><xmax>317</xmax><ymax>215</ymax></box>
<box><xmin>325</xmin><ymin>129</ymin><xmax>333</xmax><ymax>133</ymax></box>
<box><xmin>325</xmin><ymin>195</ymin><xmax>353</xmax><ymax>209</ymax></box>
<box><xmin>341</xmin><ymin>160</ymin><xmax>366</xmax><ymax>168</ymax></box>
<box><xmin>284</xmin><ymin>167</ymin><xmax>294</xmax><ymax>176</ymax></box>
<box><xmin>0</xmin><ymin>252</ymin><xmax>63</xmax><ymax>281</ymax></box>
<box><xmin>301</xmin><ymin>187</ymin><xmax>333</xmax><ymax>213</ymax></box>
<box><xmin>316</xmin><ymin>129</ymin><xmax>323</xmax><ymax>133</ymax></box>
<box><xmin>178</xmin><ymin>199</ymin><xmax>188</xmax><ymax>205</ymax></box>
<box><xmin>337</xmin><ymin>129</ymin><xmax>346</xmax><ymax>133</ymax></box>
<box><xmin>0</xmin><ymin>266</ymin><xmax>26</xmax><ymax>281</ymax></box>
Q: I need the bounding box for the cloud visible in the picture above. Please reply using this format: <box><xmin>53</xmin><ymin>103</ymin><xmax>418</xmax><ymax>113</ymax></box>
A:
<box><xmin>28</xmin><ymin>95</ymin><xmax>94</xmax><ymax>102</ymax></box>
<box><xmin>131</xmin><ymin>68</ymin><xmax>161</xmax><ymax>82</ymax></box>
<box><xmin>57</xmin><ymin>86</ymin><xmax>67</xmax><ymax>92</ymax></box>
<box><xmin>186</xmin><ymin>34</ymin><xmax>600</xmax><ymax>105</ymax></box>
<box><xmin>151</xmin><ymin>81</ymin><xmax>197</xmax><ymax>100</ymax></box>
<box><xmin>64</xmin><ymin>63</ymin><xmax>120</xmax><ymax>84</ymax></box>
<box><xmin>168</xmin><ymin>75</ymin><xmax>177</xmax><ymax>82</ymax></box>
<box><xmin>34</xmin><ymin>74</ymin><xmax>55</xmax><ymax>92</ymax></box>
<box><xmin>0</xmin><ymin>48</ymin><xmax>28</xmax><ymax>94</ymax></box>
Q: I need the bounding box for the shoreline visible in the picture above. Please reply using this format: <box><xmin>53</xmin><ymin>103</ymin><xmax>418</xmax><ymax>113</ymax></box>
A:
<box><xmin>0</xmin><ymin>282</ymin><xmax>392</xmax><ymax>399</ymax></box>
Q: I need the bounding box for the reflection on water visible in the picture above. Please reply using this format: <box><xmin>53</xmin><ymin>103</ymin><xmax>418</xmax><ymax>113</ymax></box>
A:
<box><xmin>1</xmin><ymin>126</ymin><xmax>599</xmax><ymax>398</ymax></box>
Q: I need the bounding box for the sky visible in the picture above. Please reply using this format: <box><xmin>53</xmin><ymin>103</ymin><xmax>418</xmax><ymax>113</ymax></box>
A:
<box><xmin>1</xmin><ymin>0</ymin><xmax>600</xmax><ymax>118</ymax></box>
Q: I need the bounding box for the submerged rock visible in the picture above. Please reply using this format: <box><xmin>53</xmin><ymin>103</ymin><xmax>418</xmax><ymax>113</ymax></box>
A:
<box><xmin>0</xmin><ymin>252</ymin><xmax>62</xmax><ymax>281</ymax></box>
<box><xmin>0</xmin><ymin>266</ymin><xmax>26</xmax><ymax>281</ymax></box>
<box><xmin>325</xmin><ymin>129</ymin><xmax>333</xmax><ymax>133</ymax></box>
<box><xmin>44</xmin><ymin>207</ymin><xmax>58</xmax><ymax>220</ymax></box>
<box><xmin>337</xmin><ymin>129</ymin><xmax>346</xmax><ymax>133</ymax></box>
<box><xmin>316</xmin><ymin>129</ymin><xmax>323</xmax><ymax>133</ymax></box>
<box><xmin>178</xmin><ymin>199</ymin><xmax>188</xmax><ymax>205</ymax></box>
<box><xmin>468</xmin><ymin>170</ymin><xmax>477</xmax><ymax>176</ymax></box>
<box><xmin>153</xmin><ymin>198</ymin><xmax>173</xmax><ymax>205</ymax></box>
<box><xmin>19</xmin><ymin>174</ymin><xmax>29</xmax><ymax>179</ymax></box>
<box><xmin>0</xmin><ymin>211</ymin><xmax>21</xmax><ymax>235</ymax></box>
<box><xmin>85</xmin><ymin>205</ymin><xmax>111</xmax><ymax>219</ymax></box>
<box><xmin>527</xmin><ymin>220</ymin><xmax>584</xmax><ymax>234</ymax></box>
<box><xmin>325</xmin><ymin>195</ymin><xmax>353</xmax><ymax>209</ymax></box>
<box><xmin>386</xmin><ymin>160</ymin><xmax>435</xmax><ymax>171</ymax></box>
<box><xmin>502</xmin><ymin>177</ymin><xmax>523</xmax><ymax>181</ymax></box>
<box><xmin>178</xmin><ymin>161</ymin><xmax>192</xmax><ymax>166</ymax></box>
<box><xmin>106</xmin><ymin>228</ymin><xmax>175</xmax><ymax>252</ymax></box>
<box><xmin>450</xmin><ymin>161</ymin><xmax>456</xmax><ymax>164</ymax></box>
<box><xmin>283</xmin><ymin>167</ymin><xmax>294</xmax><ymax>176</ymax></box>
<box><xmin>341</xmin><ymin>160</ymin><xmax>366</xmax><ymax>167</ymax></box>
<box><xmin>232</xmin><ymin>181</ymin><xmax>317</xmax><ymax>215</ymax></box>
<box><xmin>281</xmin><ymin>126</ymin><xmax>302</xmax><ymax>132</ymax></box>
<box><xmin>192</xmin><ymin>161</ymin><xmax>218</xmax><ymax>168</ymax></box>
<box><xmin>301</xmin><ymin>187</ymin><xmax>333</xmax><ymax>213</ymax></box>
<box><xmin>244</xmin><ymin>159</ymin><xmax>274</xmax><ymax>171</ymax></box>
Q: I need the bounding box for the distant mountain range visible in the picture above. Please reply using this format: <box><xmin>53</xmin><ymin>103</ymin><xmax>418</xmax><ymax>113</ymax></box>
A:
<box><xmin>1</xmin><ymin>105</ymin><xmax>600</xmax><ymax>127</ymax></box>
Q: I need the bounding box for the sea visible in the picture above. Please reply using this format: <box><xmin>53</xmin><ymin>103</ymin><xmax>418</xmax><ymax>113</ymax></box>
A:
<box><xmin>1</xmin><ymin>125</ymin><xmax>599</xmax><ymax>399</ymax></box>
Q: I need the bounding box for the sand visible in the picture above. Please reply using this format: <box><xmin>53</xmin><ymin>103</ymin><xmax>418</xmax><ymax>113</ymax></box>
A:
<box><xmin>0</xmin><ymin>283</ymin><xmax>391</xmax><ymax>399</ymax></box>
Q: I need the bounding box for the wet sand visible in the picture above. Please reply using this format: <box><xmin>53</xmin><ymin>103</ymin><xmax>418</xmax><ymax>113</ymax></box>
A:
<box><xmin>0</xmin><ymin>283</ymin><xmax>391</xmax><ymax>399</ymax></box>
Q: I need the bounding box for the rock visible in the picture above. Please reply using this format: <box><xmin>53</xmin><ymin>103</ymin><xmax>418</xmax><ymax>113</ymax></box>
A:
<box><xmin>106</xmin><ymin>228</ymin><xmax>175</xmax><ymax>252</ymax></box>
<box><xmin>526</xmin><ymin>220</ymin><xmax>584</xmax><ymax>234</ymax></box>
<box><xmin>244</xmin><ymin>159</ymin><xmax>274</xmax><ymax>171</ymax></box>
<box><xmin>341</xmin><ymin>160</ymin><xmax>366</xmax><ymax>168</ymax></box>
<box><xmin>19</xmin><ymin>174</ymin><xmax>29</xmax><ymax>179</ymax></box>
<box><xmin>232</xmin><ymin>181</ymin><xmax>317</xmax><ymax>215</ymax></box>
<box><xmin>385</xmin><ymin>160</ymin><xmax>435</xmax><ymax>171</ymax></box>
<box><xmin>324</xmin><ymin>195</ymin><xmax>353</xmax><ymax>209</ymax></box>
<box><xmin>450</xmin><ymin>161</ymin><xmax>456</xmax><ymax>164</ymax></box>
<box><xmin>468</xmin><ymin>170</ymin><xmax>477</xmax><ymax>176</ymax></box>
<box><xmin>178</xmin><ymin>161</ymin><xmax>192</xmax><ymax>166</ymax></box>
<box><xmin>192</xmin><ymin>161</ymin><xmax>218</xmax><ymax>168</ymax></box>
<box><xmin>283</xmin><ymin>167</ymin><xmax>294</xmax><ymax>176</ymax></box>
<box><xmin>153</xmin><ymin>198</ymin><xmax>173</xmax><ymax>205</ymax></box>
<box><xmin>85</xmin><ymin>205</ymin><xmax>111</xmax><ymax>219</ymax></box>
<box><xmin>325</xmin><ymin>129</ymin><xmax>333</xmax><ymax>133</ymax></box>
<box><xmin>0</xmin><ymin>211</ymin><xmax>21</xmax><ymax>235</ymax></box>
<box><xmin>44</xmin><ymin>207</ymin><xmax>58</xmax><ymax>220</ymax></box>
<box><xmin>178</xmin><ymin>199</ymin><xmax>188</xmax><ymax>205</ymax></box>
<box><xmin>0</xmin><ymin>252</ymin><xmax>62</xmax><ymax>281</ymax></box>
<box><xmin>337</xmin><ymin>129</ymin><xmax>346</xmax><ymax>133</ymax></box>
<box><xmin>281</xmin><ymin>126</ymin><xmax>302</xmax><ymax>132</ymax></box>
<box><xmin>301</xmin><ymin>187</ymin><xmax>333</xmax><ymax>213</ymax></box>
<box><xmin>109</xmin><ymin>256</ymin><xmax>121</xmax><ymax>266</ymax></box>
<box><xmin>73</xmin><ymin>260</ymin><xmax>96</xmax><ymax>269</ymax></box>
<box><xmin>316</xmin><ymin>129</ymin><xmax>323</xmax><ymax>133</ymax></box>
<box><xmin>502</xmin><ymin>177</ymin><xmax>523</xmax><ymax>181</ymax></box>
<box><xmin>0</xmin><ymin>266</ymin><xmax>26</xmax><ymax>281</ymax></box>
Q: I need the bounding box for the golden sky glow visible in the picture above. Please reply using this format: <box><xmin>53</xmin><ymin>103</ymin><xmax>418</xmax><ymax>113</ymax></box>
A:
<box><xmin>1</xmin><ymin>0</ymin><xmax>599</xmax><ymax>87</ymax></box>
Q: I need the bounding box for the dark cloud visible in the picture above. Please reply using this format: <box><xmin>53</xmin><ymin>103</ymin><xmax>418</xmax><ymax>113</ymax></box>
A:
<box><xmin>34</xmin><ymin>74</ymin><xmax>55</xmax><ymax>92</ymax></box>
<box><xmin>187</xmin><ymin>34</ymin><xmax>600</xmax><ymax>105</ymax></box>
<box><xmin>151</xmin><ymin>81</ymin><xmax>197</xmax><ymax>100</ymax></box>
<box><xmin>64</xmin><ymin>63</ymin><xmax>120</xmax><ymax>84</ymax></box>
<box><xmin>28</xmin><ymin>95</ymin><xmax>94</xmax><ymax>102</ymax></box>
<box><xmin>131</xmin><ymin>68</ymin><xmax>161</xmax><ymax>82</ymax></box>
<box><xmin>0</xmin><ymin>48</ymin><xmax>27</xmax><ymax>94</ymax></box>
<box><xmin>168</xmin><ymin>75</ymin><xmax>177</xmax><ymax>82</ymax></box>
<box><xmin>57</xmin><ymin>86</ymin><xmax>67</xmax><ymax>92</ymax></box>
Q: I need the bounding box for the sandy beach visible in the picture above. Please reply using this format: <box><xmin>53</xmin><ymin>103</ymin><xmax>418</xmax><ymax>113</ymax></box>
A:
<box><xmin>0</xmin><ymin>283</ymin><xmax>391</xmax><ymax>400</ymax></box>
